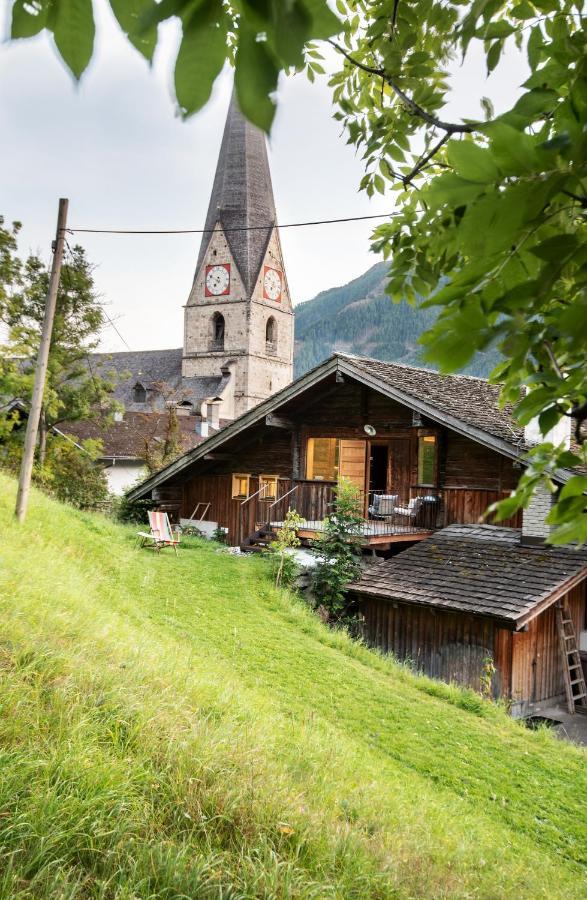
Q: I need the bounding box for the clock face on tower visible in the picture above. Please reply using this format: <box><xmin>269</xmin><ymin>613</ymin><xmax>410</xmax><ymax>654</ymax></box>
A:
<box><xmin>205</xmin><ymin>263</ymin><xmax>230</xmax><ymax>296</ymax></box>
<box><xmin>263</xmin><ymin>266</ymin><xmax>282</xmax><ymax>302</ymax></box>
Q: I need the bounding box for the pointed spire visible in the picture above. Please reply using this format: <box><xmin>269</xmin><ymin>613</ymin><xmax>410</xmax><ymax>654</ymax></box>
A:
<box><xmin>195</xmin><ymin>89</ymin><xmax>277</xmax><ymax>296</ymax></box>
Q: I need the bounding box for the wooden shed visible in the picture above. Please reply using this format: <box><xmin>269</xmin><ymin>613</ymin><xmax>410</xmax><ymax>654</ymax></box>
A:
<box><xmin>348</xmin><ymin>525</ymin><xmax>587</xmax><ymax>717</ymax></box>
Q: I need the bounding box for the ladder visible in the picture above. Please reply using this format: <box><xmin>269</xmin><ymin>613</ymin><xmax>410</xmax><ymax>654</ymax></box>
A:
<box><xmin>555</xmin><ymin>601</ymin><xmax>587</xmax><ymax>714</ymax></box>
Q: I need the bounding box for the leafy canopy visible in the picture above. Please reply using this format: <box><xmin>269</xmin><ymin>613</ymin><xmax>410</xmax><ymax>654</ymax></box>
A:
<box><xmin>9</xmin><ymin>0</ymin><xmax>341</xmax><ymax>131</ymax></box>
<box><xmin>323</xmin><ymin>0</ymin><xmax>587</xmax><ymax>544</ymax></box>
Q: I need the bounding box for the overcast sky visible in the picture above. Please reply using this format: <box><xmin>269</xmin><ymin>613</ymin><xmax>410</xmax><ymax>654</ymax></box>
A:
<box><xmin>1</xmin><ymin>2</ymin><xmax>527</xmax><ymax>353</ymax></box>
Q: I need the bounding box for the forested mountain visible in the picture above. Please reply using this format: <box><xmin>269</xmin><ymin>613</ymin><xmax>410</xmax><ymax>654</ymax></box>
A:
<box><xmin>293</xmin><ymin>262</ymin><xmax>499</xmax><ymax>379</ymax></box>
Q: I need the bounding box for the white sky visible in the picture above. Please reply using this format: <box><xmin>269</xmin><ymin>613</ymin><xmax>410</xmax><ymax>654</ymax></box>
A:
<box><xmin>1</xmin><ymin>1</ymin><xmax>527</xmax><ymax>353</ymax></box>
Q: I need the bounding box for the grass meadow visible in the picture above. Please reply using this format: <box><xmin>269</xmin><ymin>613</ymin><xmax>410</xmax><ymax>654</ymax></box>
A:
<box><xmin>0</xmin><ymin>472</ymin><xmax>586</xmax><ymax>898</ymax></box>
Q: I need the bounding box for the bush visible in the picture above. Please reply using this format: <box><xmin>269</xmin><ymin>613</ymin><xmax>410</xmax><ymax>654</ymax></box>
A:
<box><xmin>38</xmin><ymin>437</ymin><xmax>110</xmax><ymax>510</ymax></box>
<box><xmin>311</xmin><ymin>478</ymin><xmax>365</xmax><ymax>619</ymax></box>
<box><xmin>115</xmin><ymin>493</ymin><xmax>156</xmax><ymax>525</ymax></box>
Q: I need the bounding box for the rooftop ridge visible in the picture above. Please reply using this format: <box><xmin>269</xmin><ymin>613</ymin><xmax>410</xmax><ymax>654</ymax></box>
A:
<box><xmin>334</xmin><ymin>351</ymin><xmax>503</xmax><ymax>386</ymax></box>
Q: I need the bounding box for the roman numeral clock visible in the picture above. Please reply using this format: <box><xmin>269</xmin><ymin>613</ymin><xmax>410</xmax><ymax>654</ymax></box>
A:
<box><xmin>205</xmin><ymin>263</ymin><xmax>230</xmax><ymax>297</ymax></box>
<box><xmin>263</xmin><ymin>266</ymin><xmax>282</xmax><ymax>302</ymax></box>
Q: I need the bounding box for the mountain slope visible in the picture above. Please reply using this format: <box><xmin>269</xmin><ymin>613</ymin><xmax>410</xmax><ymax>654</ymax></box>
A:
<box><xmin>0</xmin><ymin>474</ymin><xmax>586</xmax><ymax>897</ymax></box>
<box><xmin>294</xmin><ymin>262</ymin><xmax>499</xmax><ymax>378</ymax></box>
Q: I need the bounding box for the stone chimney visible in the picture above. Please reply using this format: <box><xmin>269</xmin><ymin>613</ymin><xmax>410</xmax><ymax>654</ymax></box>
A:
<box><xmin>521</xmin><ymin>409</ymin><xmax>571</xmax><ymax>546</ymax></box>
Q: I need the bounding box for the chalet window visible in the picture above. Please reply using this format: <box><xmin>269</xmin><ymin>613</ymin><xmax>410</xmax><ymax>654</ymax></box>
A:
<box><xmin>418</xmin><ymin>434</ymin><xmax>437</xmax><ymax>486</ymax></box>
<box><xmin>231</xmin><ymin>473</ymin><xmax>250</xmax><ymax>499</ymax></box>
<box><xmin>306</xmin><ymin>437</ymin><xmax>339</xmax><ymax>481</ymax></box>
<box><xmin>259</xmin><ymin>474</ymin><xmax>278</xmax><ymax>501</ymax></box>
<box><xmin>133</xmin><ymin>382</ymin><xmax>147</xmax><ymax>403</ymax></box>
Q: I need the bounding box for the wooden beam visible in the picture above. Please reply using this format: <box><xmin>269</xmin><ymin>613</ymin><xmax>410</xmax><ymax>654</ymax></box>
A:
<box><xmin>265</xmin><ymin>413</ymin><xmax>294</xmax><ymax>429</ymax></box>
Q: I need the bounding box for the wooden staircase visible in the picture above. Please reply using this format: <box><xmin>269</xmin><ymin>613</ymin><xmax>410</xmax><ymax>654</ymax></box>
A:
<box><xmin>241</xmin><ymin>524</ymin><xmax>277</xmax><ymax>553</ymax></box>
<box><xmin>555</xmin><ymin>601</ymin><xmax>587</xmax><ymax>714</ymax></box>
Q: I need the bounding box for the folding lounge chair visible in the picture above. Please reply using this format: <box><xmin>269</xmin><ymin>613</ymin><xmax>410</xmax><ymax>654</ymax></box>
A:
<box><xmin>137</xmin><ymin>510</ymin><xmax>181</xmax><ymax>555</ymax></box>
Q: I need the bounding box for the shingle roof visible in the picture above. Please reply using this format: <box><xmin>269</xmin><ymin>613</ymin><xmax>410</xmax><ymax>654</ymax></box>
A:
<box><xmin>89</xmin><ymin>349</ymin><xmax>223</xmax><ymax>412</ymax></box>
<box><xmin>65</xmin><ymin>411</ymin><xmax>220</xmax><ymax>459</ymax></box>
<box><xmin>194</xmin><ymin>89</ymin><xmax>277</xmax><ymax>295</ymax></box>
<box><xmin>338</xmin><ymin>354</ymin><xmax>523</xmax><ymax>446</ymax></box>
<box><xmin>350</xmin><ymin>524</ymin><xmax>587</xmax><ymax>625</ymax></box>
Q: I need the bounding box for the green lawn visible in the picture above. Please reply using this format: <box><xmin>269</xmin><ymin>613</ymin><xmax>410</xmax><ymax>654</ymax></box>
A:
<box><xmin>0</xmin><ymin>472</ymin><xmax>586</xmax><ymax>898</ymax></box>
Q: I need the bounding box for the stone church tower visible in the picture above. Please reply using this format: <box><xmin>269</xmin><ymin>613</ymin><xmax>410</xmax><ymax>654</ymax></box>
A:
<box><xmin>182</xmin><ymin>90</ymin><xmax>294</xmax><ymax>418</ymax></box>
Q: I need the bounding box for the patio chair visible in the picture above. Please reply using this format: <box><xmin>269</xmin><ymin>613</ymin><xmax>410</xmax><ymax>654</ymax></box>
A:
<box><xmin>137</xmin><ymin>510</ymin><xmax>181</xmax><ymax>555</ymax></box>
<box><xmin>393</xmin><ymin>497</ymin><xmax>424</xmax><ymax>524</ymax></box>
<box><xmin>368</xmin><ymin>493</ymin><xmax>398</xmax><ymax>519</ymax></box>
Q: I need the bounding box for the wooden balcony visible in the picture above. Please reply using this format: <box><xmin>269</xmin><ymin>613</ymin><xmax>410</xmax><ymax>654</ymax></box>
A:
<box><xmin>242</xmin><ymin>480</ymin><xmax>438</xmax><ymax>548</ymax></box>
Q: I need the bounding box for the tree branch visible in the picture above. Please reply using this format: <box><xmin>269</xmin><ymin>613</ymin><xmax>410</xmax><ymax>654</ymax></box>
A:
<box><xmin>402</xmin><ymin>133</ymin><xmax>450</xmax><ymax>185</ymax></box>
<box><xmin>328</xmin><ymin>40</ymin><xmax>479</xmax><ymax>135</ymax></box>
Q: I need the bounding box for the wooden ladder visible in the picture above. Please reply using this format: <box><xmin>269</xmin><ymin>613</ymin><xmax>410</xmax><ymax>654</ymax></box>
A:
<box><xmin>555</xmin><ymin>601</ymin><xmax>587</xmax><ymax>714</ymax></box>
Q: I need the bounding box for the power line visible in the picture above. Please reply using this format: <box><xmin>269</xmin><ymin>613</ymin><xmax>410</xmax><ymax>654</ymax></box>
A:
<box><xmin>66</xmin><ymin>211</ymin><xmax>398</xmax><ymax>236</ymax></box>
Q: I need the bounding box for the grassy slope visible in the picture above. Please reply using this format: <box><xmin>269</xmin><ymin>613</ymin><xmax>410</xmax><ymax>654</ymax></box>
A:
<box><xmin>0</xmin><ymin>474</ymin><xmax>586</xmax><ymax>898</ymax></box>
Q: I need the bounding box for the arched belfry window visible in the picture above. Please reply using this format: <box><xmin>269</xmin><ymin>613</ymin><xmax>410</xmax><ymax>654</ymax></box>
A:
<box><xmin>265</xmin><ymin>316</ymin><xmax>277</xmax><ymax>355</ymax></box>
<box><xmin>211</xmin><ymin>312</ymin><xmax>225</xmax><ymax>350</ymax></box>
<box><xmin>133</xmin><ymin>382</ymin><xmax>147</xmax><ymax>403</ymax></box>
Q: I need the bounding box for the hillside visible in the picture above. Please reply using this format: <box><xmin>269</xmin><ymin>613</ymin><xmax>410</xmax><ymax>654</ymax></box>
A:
<box><xmin>0</xmin><ymin>475</ymin><xmax>586</xmax><ymax>897</ymax></box>
<box><xmin>294</xmin><ymin>263</ymin><xmax>500</xmax><ymax>378</ymax></box>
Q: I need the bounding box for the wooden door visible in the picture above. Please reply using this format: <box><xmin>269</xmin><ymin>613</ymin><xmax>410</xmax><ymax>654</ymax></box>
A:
<box><xmin>338</xmin><ymin>440</ymin><xmax>367</xmax><ymax>496</ymax></box>
<box><xmin>389</xmin><ymin>438</ymin><xmax>412</xmax><ymax>500</ymax></box>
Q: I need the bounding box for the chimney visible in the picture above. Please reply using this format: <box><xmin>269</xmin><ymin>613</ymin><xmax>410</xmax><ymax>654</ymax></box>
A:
<box><xmin>208</xmin><ymin>401</ymin><xmax>220</xmax><ymax>431</ymax></box>
<box><xmin>521</xmin><ymin>408</ymin><xmax>571</xmax><ymax>546</ymax></box>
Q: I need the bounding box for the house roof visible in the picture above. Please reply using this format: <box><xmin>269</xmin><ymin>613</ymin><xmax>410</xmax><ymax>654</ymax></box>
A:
<box><xmin>194</xmin><ymin>89</ymin><xmax>277</xmax><ymax>295</ymax></box>
<box><xmin>349</xmin><ymin>524</ymin><xmax>587</xmax><ymax>627</ymax></box>
<box><xmin>64</xmin><ymin>411</ymin><xmax>212</xmax><ymax>460</ymax></box>
<box><xmin>341</xmin><ymin>355</ymin><xmax>522</xmax><ymax>446</ymax></box>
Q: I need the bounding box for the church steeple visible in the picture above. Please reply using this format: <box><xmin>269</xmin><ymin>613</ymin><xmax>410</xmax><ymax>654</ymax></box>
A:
<box><xmin>183</xmin><ymin>88</ymin><xmax>294</xmax><ymax>418</ymax></box>
<box><xmin>194</xmin><ymin>90</ymin><xmax>277</xmax><ymax>296</ymax></box>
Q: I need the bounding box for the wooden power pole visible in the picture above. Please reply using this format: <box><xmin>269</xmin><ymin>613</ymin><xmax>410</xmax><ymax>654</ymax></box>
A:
<box><xmin>15</xmin><ymin>197</ymin><xmax>69</xmax><ymax>523</ymax></box>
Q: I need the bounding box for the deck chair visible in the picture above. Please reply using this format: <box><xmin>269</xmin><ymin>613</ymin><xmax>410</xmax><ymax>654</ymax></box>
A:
<box><xmin>137</xmin><ymin>511</ymin><xmax>181</xmax><ymax>555</ymax></box>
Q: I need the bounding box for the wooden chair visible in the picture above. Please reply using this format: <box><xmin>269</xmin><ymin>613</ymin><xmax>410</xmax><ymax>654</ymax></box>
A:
<box><xmin>137</xmin><ymin>511</ymin><xmax>181</xmax><ymax>555</ymax></box>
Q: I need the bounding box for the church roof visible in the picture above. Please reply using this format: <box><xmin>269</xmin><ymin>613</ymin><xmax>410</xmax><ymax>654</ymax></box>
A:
<box><xmin>194</xmin><ymin>90</ymin><xmax>277</xmax><ymax>295</ymax></box>
<box><xmin>90</xmin><ymin>349</ymin><xmax>224</xmax><ymax>413</ymax></box>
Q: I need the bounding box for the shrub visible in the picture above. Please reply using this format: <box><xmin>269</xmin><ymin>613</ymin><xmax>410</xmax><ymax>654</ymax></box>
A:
<box><xmin>311</xmin><ymin>478</ymin><xmax>365</xmax><ymax>619</ymax></box>
<box><xmin>37</xmin><ymin>436</ymin><xmax>109</xmax><ymax>510</ymax></box>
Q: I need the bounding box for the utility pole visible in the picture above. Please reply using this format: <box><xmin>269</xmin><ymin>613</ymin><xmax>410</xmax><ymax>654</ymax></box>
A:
<box><xmin>15</xmin><ymin>198</ymin><xmax>69</xmax><ymax>523</ymax></box>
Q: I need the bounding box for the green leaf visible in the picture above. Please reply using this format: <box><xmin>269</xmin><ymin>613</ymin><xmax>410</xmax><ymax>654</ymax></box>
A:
<box><xmin>49</xmin><ymin>0</ymin><xmax>95</xmax><ymax>79</ymax></box>
<box><xmin>109</xmin><ymin>0</ymin><xmax>157</xmax><ymax>62</ymax></box>
<box><xmin>174</xmin><ymin>2</ymin><xmax>227</xmax><ymax>117</ymax></box>
<box><xmin>487</xmin><ymin>122</ymin><xmax>539</xmax><ymax>174</ymax></box>
<box><xmin>559</xmin><ymin>476</ymin><xmax>587</xmax><ymax>501</ymax></box>
<box><xmin>235</xmin><ymin>22</ymin><xmax>279</xmax><ymax>132</ymax></box>
<box><xmin>11</xmin><ymin>0</ymin><xmax>48</xmax><ymax>38</ymax></box>
<box><xmin>424</xmin><ymin>172</ymin><xmax>484</xmax><ymax>208</ymax></box>
<box><xmin>487</xmin><ymin>39</ymin><xmax>503</xmax><ymax>73</ymax></box>
<box><xmin>529</xmin><ymin>234</ymin><xmax>579</xmax><ymax>262</ymax></box>
<box><xmin>300</xmin><ymin>0</ymin><xmax>342</xmax><ymax>40</ymax></box>
<box><xmin>447</xmin><ymin>140</ymin><xmax>500</xmax><ymax>183</ymax></box>
<box><xmin>274</xmin><ymin>1</ymin><xmax>312</xmax><ymax>67</ymax></box>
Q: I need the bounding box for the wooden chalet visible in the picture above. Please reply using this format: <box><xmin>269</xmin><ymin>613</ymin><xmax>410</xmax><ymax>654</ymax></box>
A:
<box><xmin>127</xmin><ymin>352</ymin><xmax>530</xmax><ymax>548</ymax></box>
<box><xmin>128</xmin><ymin>352</ymin><xmax>587</xmax><ymax>716</ymax></box>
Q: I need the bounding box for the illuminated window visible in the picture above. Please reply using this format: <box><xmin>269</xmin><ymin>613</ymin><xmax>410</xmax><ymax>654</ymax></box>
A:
<box><xmin>306</xmin><ymin>438</ymin><xmax>339</xmax><ymax>481</ymax></box>
<box><xmin>259</xmin><ymin>474</ymin><xmax>278</xmax><ymax>501</ymax></box>
<box><xmin>232</xmin><ymin>473</ymin><xmax>250</xmax><ymax>499</ymax></box>
<box><xmin>418</xmin><ymin>435</ymin><xmax>437</xmax><ymax>486</ymax></box>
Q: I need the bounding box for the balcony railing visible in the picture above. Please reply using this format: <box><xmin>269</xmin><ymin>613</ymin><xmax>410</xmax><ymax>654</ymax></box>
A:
<box><xmin>208</xmin><ymin>339</ymin><xmax>224</xmax><ymax>352</ymax></box>
<box><xmin>265</xmin><ymin>340</ymin><xmax>277</xmax><ymax>356</ymax></box>
<box><xmin>245</xmin><ymin>481</ymin><xmax>440</xmax><ymax>542</ymax></box>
